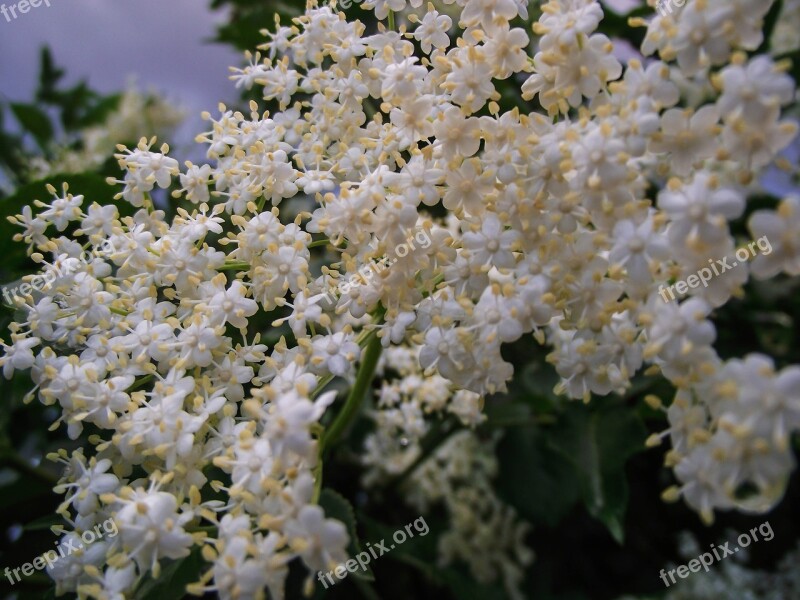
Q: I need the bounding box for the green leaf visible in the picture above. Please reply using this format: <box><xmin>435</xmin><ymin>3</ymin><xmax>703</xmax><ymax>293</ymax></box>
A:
<box><xmin>10</xmin><ymin>103</ymin><xmax>54</xmax><ymax>150</ymax></box>
<box><xmin>213</xmin><ymin>2</ymin><xmax>304</xmax><ymax>51</ymax></box>
<box><xmin>36</xmin><ymin>47</ymin><xmax>66</xmax><ymax>105</ymax></box>
<box><xmin>74</xmin><ymin>93</ymin><xmax>122</xmax><ymax>129</ymax></box>
<box><xmin>357</xmin><ymin>512</ymin><xmax>443</xmax><ymax>584</ymax></box>
<box><xmin>318</xmin><ymin>489</ymin><xmax>375</xmax><ymax>581</ymax></box>
<box><xmin>484</xmin><ymin>399</ymin><xmax>532</xmax><ymax>425</ymax></box>
<box><xmin>496</xmin><ymin>425</ymin><xmax>581</xmax><ymax>527</ymax></box>
<box><xmin>133</xmin><ymin>548</ymin><xmax>204</xmax><ymax>600</ymax></box>
<box><xmin>548</xmin><ymin>403</ymin><xmax>646</xmax><ymax>544</ymax></box>
<box><xmin>519</xmin><ymin>361</ymin><xmax>562</xmax><ymax>412</ymax></box>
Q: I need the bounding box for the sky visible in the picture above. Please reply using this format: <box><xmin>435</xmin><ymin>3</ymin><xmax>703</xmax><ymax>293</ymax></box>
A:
<box><xmin>0</xmin><ymin>0</ymin><xmax>243</xmax><ymax>151</ymax></box>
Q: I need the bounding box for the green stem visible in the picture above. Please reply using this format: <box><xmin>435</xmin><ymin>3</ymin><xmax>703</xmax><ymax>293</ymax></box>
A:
<box><xmin>1</xmin><ymin>452</ymin><xmax>59</xmax><ymax>486</ymax></box>
<box><xmin>126</xmin><ymin>374</ymin><xmax>154</xmax><ymax>393</ymax></box>
<box><xmin>321</xmin><ymin>330</ymin><xmax>383</xmax><ymax>454</ymax></box>
<box><xmin>310</xmin><ymin>373</ymin><xmax>336</xmax><ymax>400</ymax></box>
<box><xmin>312</xmin><ymin>460</ymin><xmax>323</xmax><ymax>504</ymax></box>
<box><xmin>310</xmin><ymin>310</ymin><xmax>384</xmax><ymax>399</ymax></box>
<box><xmin>308</xmin><ymin>238</ymin><xmax>332</xmax><ymax>249</ymax></box>
<box><xmin>422</xmin><ymin>272</ymin><xmax>444</xmax><ymax>298</ymax></box>
<box><xmin>388</xmin><ymin>10</ymin><xmax>396</xmax><ymax>31</ymax></box>
<box><xmin>218</xmin><ymin>261</ymin><xmax>250</xmax><ymax>271</ymax></box>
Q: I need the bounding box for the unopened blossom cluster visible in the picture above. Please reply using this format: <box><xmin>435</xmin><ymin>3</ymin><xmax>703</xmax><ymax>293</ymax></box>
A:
<box><xmin>362</xmin><ymin>345</ymin><xmax>532</xmax><ymax>598</ymax></box>
<box><xmin>0</xmin><ymin>0</ymin><xmax>799</xmax><ymax>597</ymax></box>
<box><xmin>407</xmin><ymin>429</ymin><xmax>533</xmax><ymax>600</ymax></box>
<box><xmin>772</xmin><ymin>0</ymin><xmax>800</xmax><ymax>55</ymax></box>
<box><xmin>28</xmin><ymin>86</ymin><xmax>185</xmax><ymax>181</ymax></box>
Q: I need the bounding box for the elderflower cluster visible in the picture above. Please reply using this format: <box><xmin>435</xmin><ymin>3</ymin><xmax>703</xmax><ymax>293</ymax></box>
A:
<box><xmin>1</xmin><ymin>0</ymin><xmax>799</xmax><ymax>597</ymax></box>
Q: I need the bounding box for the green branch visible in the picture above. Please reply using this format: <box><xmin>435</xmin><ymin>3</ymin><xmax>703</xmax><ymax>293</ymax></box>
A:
<box><xmin>0</xmin><ymin>451</ymin><xmax>59</xmax><ymax>486</ymax></box>
<box><xmin>218</xmin><ymin>261</ymin><xmax>250</xmax><ymax>271</ymax></box>
<box><xmin>321</xmin><ymin>329</ymin><xmax>383</xmax><ymax>454</ymax></box>
<box><xmin>308</xmin><ymin>238</ymin><xmax>332</xmax><ymax>249</ymax></box>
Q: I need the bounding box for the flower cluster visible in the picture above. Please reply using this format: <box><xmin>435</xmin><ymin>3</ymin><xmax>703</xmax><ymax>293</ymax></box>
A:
<box><xmin>361</xmin><ymin>343</ymin><xmax>533</xmax><ymax>598</ymax></box>
<box><xmin>1</xmin><ymin>0</ymin><xmax>799</xmax><ymax>597</ymax></box>
<box><xmin>28</xmin><ymin>86</ymin><xmax>185</xmax><ymax>180</ymax></box>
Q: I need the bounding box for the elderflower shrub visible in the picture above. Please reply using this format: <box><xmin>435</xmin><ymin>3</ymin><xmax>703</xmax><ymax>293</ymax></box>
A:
<box><xmin>1</xmin><ymin>0</ymin><xmax>800</xmax><ymax>598</ymax></box>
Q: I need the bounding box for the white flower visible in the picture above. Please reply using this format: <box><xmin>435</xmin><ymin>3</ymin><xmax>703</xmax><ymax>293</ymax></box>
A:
<box><xmin>382</xmin><ymin>57</ymin><xmax>428</xmax><ymax>103</ymax></box>
<box><xmin>649</xmin><ymin>106</ymin><xmax>720</xmax><ymax>175</ymax></box>
<box><xmin>176</xmin><ymin>320</ymin><xmax>225</xmax><ymax>368</ymax></box>
<box><xmin>389</xmin><ymin>96</ymin><xmax>435</xmax><ymax>149</ymax></box>
<box><xmin>433</xmin><ymin>107</ymin><xmax>483</xmax><ymax>157</ymax></box>
<box><xmin>0</xmin><ymin>335</ymin><xmax>39</xmax><ymax>378</ymax></box>
<box><xmin>482</xmin><ymin>25</ymin><xmax>530</xmax><ymax>79</ymax></box>
<box><xmin>55</xmin><ymin>453</ymin><xmax>119</xmax><ymax>517</ymax></box>
<box><xmin>461</xmin><ymin>213</ymin><xmax>519</xmax><ymax>269</ymax></box>
<box><xmin>460</xmin><ymin>0</ymin><xmax>522</xmax><ymax>33</ymax></box>
<box><xmin>362</xmin><ymin>0</ymin><xmax>408</xmax><ymax>20</ymax></box>
<box><xmin>115</xmin><ymin>488</ymin><xmax>194</xmax><ymax>573</ymax></box>
<box><xmin>413</xmin><ymin>9</ymin><xmax>452</xmax><ymax>54</ymax></box>
<box><xmin>748</xmin><ymin>197</ymin><xmax>800</xmax><ymax>278</ymax></box>
<box><xmin>310</xmin><ymin>331</ymin><xmax>361</xmax><ymax>377</ymax></box>
<box><xmin>179</xmin><ymin>163</ymin><xmax>213</xmax><ymax>204</ymax></box>
<box><xmin>658</xmin><ymin>173</ymin><xmax>744</xmax><ymax>252</ymax></box>
<box><xmin>3</xmin><ymin>0</ymin><xmax>800</xmax><ymax>593</ymax></box>
<box><xmin>284</xmin><ymin>504</ymin><xmax>349</xmax><ymax>571</ymax></box>
<box><xmin>228</xmin><ymin>435</ymin><xmax>275</xmax><ymax>496</ymax></box>
<box><xmin>37</xmin><ymin>188</ymin><xmax>84</xmax><ymax>232</ymax></box>
<box><xmin>205</xmin><ymin>279</ymin><xmax>258</xmax><ymax>330</ymax></box>
<box><xmin>609</xmin><ymin>216</ymin><xmax>669</xmax><ymax>288</ymax></box>
<box><xmin>717</xmin><ymin>55</ymin><xmax>796</xmax><ymax>122</ymax></box>
<box><xmin>78</xmin><ymin>203</ymin><xmax>118</xmax><ymax>239</ymax></box>
<box><xmin>443</xmin><ymin>158</ymin><xmax>494</xmax><ymax>214</ymax></box>
<box><xmin>443</xmin><ymin>47</ymin><xmax>496</xmax><ymax>113</ymax></box>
